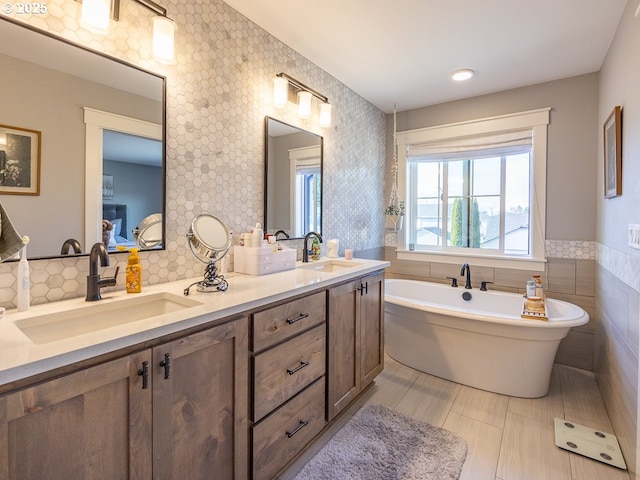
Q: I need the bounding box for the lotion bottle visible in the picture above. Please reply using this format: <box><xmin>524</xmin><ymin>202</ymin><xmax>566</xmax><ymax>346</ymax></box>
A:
<box><xmin>253</xmin><ymin>223</ymin><xmax>263</xmax><ymax>248</ymax></box>
<box><xmin>126</xmin><ymin>248</ymin><xmax>142</xmax><ymax>293</ymax></box>
<box><xmin>17</xmin><ymin>236</ymin><xmax>30</xmax><ymax>311</ymax></box>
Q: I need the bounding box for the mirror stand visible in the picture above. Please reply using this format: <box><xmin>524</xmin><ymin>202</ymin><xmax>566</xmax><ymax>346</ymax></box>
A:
<box><xmin>183</xmin><ymin>214</ymin><xmax>232</xmax><ymax>296</ymax></box>
<box><xmin>183</xmin><ymin>260</ymin><xmax>228</xmax><ymax>296</ymax></box>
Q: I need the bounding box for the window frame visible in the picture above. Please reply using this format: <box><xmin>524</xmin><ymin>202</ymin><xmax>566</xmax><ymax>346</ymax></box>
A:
<box><xmin>395</xmin><ymin>108</ymin><xmax>550</xmax><ymax>270</ymax></box>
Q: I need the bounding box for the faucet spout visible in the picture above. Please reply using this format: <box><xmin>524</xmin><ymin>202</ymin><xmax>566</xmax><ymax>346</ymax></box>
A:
<box><xmin>86</xmin><ymin>242</ymin><xmax>118</xmax><ymax>301</ymax></box>
<box><xmin>460</xmin><ymin>262</ymin><xmax>472</xmax><ymax>289</ymax></box>
<box><xmin>60</xmin><ymin>238</ymin><xmax>82</xmax><ymax>255</ymax></box>
<box><xmin>302</xmin><ymin>231</ymin><xmax>323</xmax><ymax>262</ymax></box>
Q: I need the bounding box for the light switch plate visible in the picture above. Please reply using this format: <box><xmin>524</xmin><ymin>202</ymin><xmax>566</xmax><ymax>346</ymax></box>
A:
<box><xmin>554</xmin><ymin>418</ymin><xmax>627</xmax><ymax>470</ymax></box>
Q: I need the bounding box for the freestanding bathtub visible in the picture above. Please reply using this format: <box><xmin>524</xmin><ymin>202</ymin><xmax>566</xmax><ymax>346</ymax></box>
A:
<box><xmin>384</xmin><ymin>279</ymin><xmax>589</xmax><ymax>398</ymax></box>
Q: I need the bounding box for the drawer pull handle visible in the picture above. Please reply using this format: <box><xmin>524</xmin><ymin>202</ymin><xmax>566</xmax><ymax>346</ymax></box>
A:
<box><xmin>138</xmin><ymin>361</ymin><xmax>149</xmax><ymax>389</ymax></box>
<box><xmin>286</xmin><ymin>312</ymin><xmax>309</xmax><ymax>325</ymax></box>
<box><xmin>287</xmin><ymin>360</ymin><xmax>310</xmax><ymax>375</ymax></box>
<box><xmin>286</xmin><ymin>420</ymin><xmax>309</xmax><ymax>438</ymax></box>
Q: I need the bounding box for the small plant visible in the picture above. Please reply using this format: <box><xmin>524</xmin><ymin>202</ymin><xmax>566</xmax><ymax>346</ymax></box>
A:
<box><xmin>385</xmin><ymin>201</ymin><xmax>405</xmax><ymax>217</ymax></box>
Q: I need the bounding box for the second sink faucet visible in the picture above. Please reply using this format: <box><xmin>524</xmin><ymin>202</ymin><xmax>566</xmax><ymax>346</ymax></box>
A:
<box><xmin>302</xmin><ymin>231</ymin><xmax>322</xmax><ymax>262</ymax></box>
<box><xmin>460</xmin><ymin>262</ymin><xmax>472</xmax><ymax>289</ymax></box>
<box><xmin>86</xmin><ymin>242</ymin><xmax>119</xmax><ymax>301</ymax></box>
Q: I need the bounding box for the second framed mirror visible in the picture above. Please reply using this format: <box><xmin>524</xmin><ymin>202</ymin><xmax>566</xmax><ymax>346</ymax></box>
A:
<box><xmin>264</xmin><ymin>117</ymin><xmax>322</xmax><ymax>240</ymax></box>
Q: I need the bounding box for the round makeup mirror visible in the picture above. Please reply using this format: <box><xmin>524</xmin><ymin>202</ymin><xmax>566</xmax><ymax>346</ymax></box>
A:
<box><xmin>184</xmin><ymin>214</ymin><xmax>232</xmax><ymax>294</ymax></box>
<box><xmin>133</xmin><ymin>213</ymin><xmax>163</xmax><ymax>249</ymax></box>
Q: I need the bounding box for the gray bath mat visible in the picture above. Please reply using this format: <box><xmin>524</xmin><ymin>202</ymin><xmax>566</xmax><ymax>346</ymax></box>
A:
<box><xmin>294</xmin><ymin>403</ymin><xmax>467</xmax><ymax>479</ymax></box>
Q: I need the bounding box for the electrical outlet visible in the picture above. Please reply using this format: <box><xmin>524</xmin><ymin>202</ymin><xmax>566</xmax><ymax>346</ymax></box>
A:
<box><xmin>629</xmin><ymin>224</ymin><xmax>640</xmax><ymax>249</ymax></box>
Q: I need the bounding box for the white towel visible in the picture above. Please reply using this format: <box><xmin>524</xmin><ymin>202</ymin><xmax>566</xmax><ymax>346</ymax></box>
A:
<box><xmin>0</xmin><ymin>202</ymin><xmax>25</xmax><ymax>262</ymax></box>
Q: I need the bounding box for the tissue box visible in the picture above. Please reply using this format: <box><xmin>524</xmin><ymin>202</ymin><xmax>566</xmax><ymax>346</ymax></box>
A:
<box><xmin>234</xmin><ymin>245</ymin><xmax>297</xmax><ymax>275</ymax></box>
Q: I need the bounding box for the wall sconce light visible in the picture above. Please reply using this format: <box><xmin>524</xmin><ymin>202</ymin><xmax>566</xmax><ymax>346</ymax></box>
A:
<box><xmin>297</xmin><ymin>91</ymin><xmax>312</xmax><ymax>118</ymax></box>
<box><xmin>273</xmin><ymin>76</ymin><xmax>289</xmax><ymax>107</ymax></box>
<box><xmin>319</xmin><ymin>103</ymin><xmax>332</xmax><ymax>128</ymax></box>
<box><xmin>80</xmin><ymin>0</ymin><xmax>114</xmax><ymax>34</ymax></box>
<box><xmin>77</xmin><ymin>0</ymin><xmax>175</xmax><ymax>63</ymax></box>
<box><xmin>273</xmin><ymin>72</ymin><xmax>332</xmax><ymax>127</ymax></box>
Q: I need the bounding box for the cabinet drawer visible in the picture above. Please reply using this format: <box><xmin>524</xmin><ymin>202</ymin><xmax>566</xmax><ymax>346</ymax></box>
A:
<box><xmin>252</xmin><ymin>291</ymin><xmax>325</xmax><ymax>352</ymax></box>
<box><xmin>252</xmin><ymin>378</ymin><xmax>326</xmax><ymax>480</ymax></box>
<box><xmin>253</xmin><ymin>324</ymin><xmax>325</xmax><ymax>421</ymax></box>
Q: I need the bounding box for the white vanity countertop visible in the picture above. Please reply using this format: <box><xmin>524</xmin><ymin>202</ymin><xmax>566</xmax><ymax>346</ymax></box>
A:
<box><xmin>0</xmin><ymin>257</ymin><xmax>389</xmax><ymax>388</ymax></box>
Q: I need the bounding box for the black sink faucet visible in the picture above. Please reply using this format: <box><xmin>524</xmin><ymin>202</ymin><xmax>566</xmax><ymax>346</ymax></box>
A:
<box><xmin>302</xmin><ymin>231</ymin><xmax>323</xmax><ymax>262</ymax></box>
<box><xmin>86</xmin><ymin>242</ymin><xmax>119</xmax><ymax>301</ymax></box>
<box><xmin>460</xmin><ymin>262</ymin><xmax>472</xmax><ymax>289</ymax></box>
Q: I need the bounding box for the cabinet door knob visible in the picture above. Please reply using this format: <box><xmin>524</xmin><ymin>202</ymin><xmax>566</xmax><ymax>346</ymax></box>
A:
<box><xmin>286</xmin><ymin>420</ymin><xmax>309</xmax><ymax>438</ymax></box>
<box><xmin>286</xmin><ymin>360</ymin><xmax>310</xmax><ymax>375</ymax></box>
<box><xmin>137</xmin><ymin>361</ymin><xmax>149</xmax><ymax>389</ymax></box>
<box><xmin>286</xmin><ymin>312</ymin><xmax>309</xmax><ymax>325</ymax></box>
<box><xmin>159</xmin><ymin>353</ymin><xmax>171</xmax><ymax>379</ymax></box>
<box><xmin>357</xmin><ymin>282</ymin><xmax>368</xmax><ymax>295</ymax></box>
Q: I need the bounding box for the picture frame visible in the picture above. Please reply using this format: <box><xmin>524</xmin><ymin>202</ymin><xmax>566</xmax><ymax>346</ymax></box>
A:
<box><xmin>0</xmin><ymin>124</ymin><xmax>41</xmax><ymax>195</ymax></box>
<box><xmin>103</xmin><ymin>174</ymin><xmax>114</xmax><ymax>199</ymax></box>
<box><xmin>603</xmin><ymin>106</ymin><xmax>622</xmax><ymax>198</ymax></box>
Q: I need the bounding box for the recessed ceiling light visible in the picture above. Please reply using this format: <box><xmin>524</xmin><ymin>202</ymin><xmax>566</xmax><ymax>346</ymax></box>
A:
<box><xmin>451</xmin><ymin>69</ymin><xmax>475</xmax><ymax>81</ymax></box>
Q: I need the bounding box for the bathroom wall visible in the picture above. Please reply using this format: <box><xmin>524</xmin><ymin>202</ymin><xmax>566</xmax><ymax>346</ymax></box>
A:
<box><xmin>383</xmin><ymin>73</ymin><xmax>600</xmax><ymax>372</ymax></box>
<box><xmin>0</xmin><ymin>0</ymin><xmax>386</xmax><ymax>305</ymax></box>
<box><xmin>596</xmin><ymin>1</ymin><xmax>640</xmax><ymax>477</ymax></box>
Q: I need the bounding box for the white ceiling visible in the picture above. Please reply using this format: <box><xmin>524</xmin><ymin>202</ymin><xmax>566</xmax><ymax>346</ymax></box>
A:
<box><xmin>222</xmin><ymin>0</ymin><xmax>628</xmax><ymax>113</ymax></box>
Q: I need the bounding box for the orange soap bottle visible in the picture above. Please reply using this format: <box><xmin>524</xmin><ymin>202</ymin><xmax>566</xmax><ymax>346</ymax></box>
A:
<box><xmin>125</xmin><ymin>248</ymin><xmax>142</xmax><ymax>293</ymax></box>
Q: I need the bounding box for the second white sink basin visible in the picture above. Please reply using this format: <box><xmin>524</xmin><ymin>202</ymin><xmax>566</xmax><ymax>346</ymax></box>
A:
<box><xmin>16</xmin><ymin>292</ymin><xmax>202</xmax><ymax>345</ymax></box>
<box><xmin>297</xmin><ymin>259</ymin><xmax>364</xmax><ymax>273</ymax></box>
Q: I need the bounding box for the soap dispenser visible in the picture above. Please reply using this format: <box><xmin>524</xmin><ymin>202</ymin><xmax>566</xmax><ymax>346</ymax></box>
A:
<box><xmin>310</xmin><ymin>236</ymin><xmax>321</xmax><ymax>260</ymax></box>
<box><xmin>126</xmin><ymin>248</ymin><xmax>142</xmax><ymax>293</ymax></box>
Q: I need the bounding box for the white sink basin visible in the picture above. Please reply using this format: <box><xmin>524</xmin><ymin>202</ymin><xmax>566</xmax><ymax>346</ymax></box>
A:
<box><xmin>297</xmin><ymin>259</ymin><xmax>364</xmax><ymax>273</ymax></box>
<box><xmin>16</xmin><ymin>292</ymin><xmax>202</xmax><ymax>345</ymax></box>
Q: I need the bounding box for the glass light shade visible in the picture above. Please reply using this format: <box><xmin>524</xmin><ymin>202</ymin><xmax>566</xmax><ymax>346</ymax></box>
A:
<box><xmin>80</xmin><ymin>0</ymin><xmax>111</xmax><ymax>35</ymax></box>
<box><xmin>319</xmin><ymin>103</ymin><xmax>332</xmax><ymax>127</ymax></box>
<box><xmin>152</xmin><ymin>16</ymin><xmax>176</xmax><ymax>63</ymax></box>
<box><xmin>298</xmin><ymin>91</ymin><xmax>312</xmax><ymax>118</ymax></box>
<box><xmin>273</xmin><ymin>76</ymin><xmax>289</xmax><ymax>107</ymax></box>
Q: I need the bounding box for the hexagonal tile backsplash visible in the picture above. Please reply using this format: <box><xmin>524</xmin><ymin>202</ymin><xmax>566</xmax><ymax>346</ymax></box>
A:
<box><xmin>0</xmin><ymin>0</ymin><xmax>387</xmax><ymax>306</ymax></box>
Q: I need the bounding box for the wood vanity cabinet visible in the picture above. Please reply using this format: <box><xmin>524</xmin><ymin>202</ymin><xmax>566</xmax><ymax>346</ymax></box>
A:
<box><xmin>0</xmin><ymin>350</ymin><xmax>153</xmax><ymax>479</ymax></box>
<box><xmin>0</xmin><ymin>316</ymin><xmax>249</xmax><ymax>480</ymax></box>
<box><xmin>152</xmin><ymin>316</ymin><xmax>249</xmax><ymax>480</ymax></box>
<box><xmin>250</xmin><ymin>292</ymin><xmax>327</xmax><ymax>480</ymax></box>
<box><xmin>327</xmin><ymin>271</ymin><xmax>384</xmax><ymax>421</ymax></box>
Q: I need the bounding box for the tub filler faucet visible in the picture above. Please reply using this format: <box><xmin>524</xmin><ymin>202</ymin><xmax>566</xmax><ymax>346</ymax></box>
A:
<box><xmin>460</xmin><ymin>262</ymin><xmax>472</xmax><ymax>289</ymax></box>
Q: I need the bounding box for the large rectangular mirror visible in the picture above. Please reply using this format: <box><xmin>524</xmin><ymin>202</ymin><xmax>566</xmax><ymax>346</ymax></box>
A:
<box><xmin>0</xmin><ymin>18</ymin><xmax>165</xmax><ymax>259</ymax></box>
<box><xmin>264</xmin><ymin>117</ymin><xmax>322</xmax><ymax>239</ymax></box>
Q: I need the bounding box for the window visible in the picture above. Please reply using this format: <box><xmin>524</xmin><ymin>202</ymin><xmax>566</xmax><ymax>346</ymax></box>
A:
<box><xmin>396</xmin><ymin>109</ymin><xmax>549</xmax><ymax>268</ymax></box>
<box><xmin>289</xmin><ymin>145</ymin><xmax>321</xmax><ymax>237</ymax></box>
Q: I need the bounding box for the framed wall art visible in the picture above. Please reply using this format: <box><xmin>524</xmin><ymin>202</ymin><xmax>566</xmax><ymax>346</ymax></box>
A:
<box><xmin>103</xmin><ymin>175</ymin><xmax>114</xmax><ymax>199</ymax></box>
<box><xmin>603</xmin><ymin>105</ymin><xmax>622</xmax><ymax>198</ymax></box>
<box><xmin>0</xmin><ymin>124</ymin><xmax>41</xmax><ymax>195</ymax></box>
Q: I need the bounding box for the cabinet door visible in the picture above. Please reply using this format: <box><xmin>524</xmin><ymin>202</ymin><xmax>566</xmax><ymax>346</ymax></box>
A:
<box><xmin>152</xmin><ymin>316</ymin><xmax>249</xmax><ymax>480</ymax></box>
<box><xmin>360</xmin><ymin>272</ymin><xmax>384</xmax><ymax>389</ymax></box>
<box><xmin>327</xmin><ymin>279</ymin><xmax>360</xmax><ymax>421</ymax></box>
<box><xmin>0</xmin><ymin>351</ymin><xmax>152</xmax><ymax>480</ymax></box>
